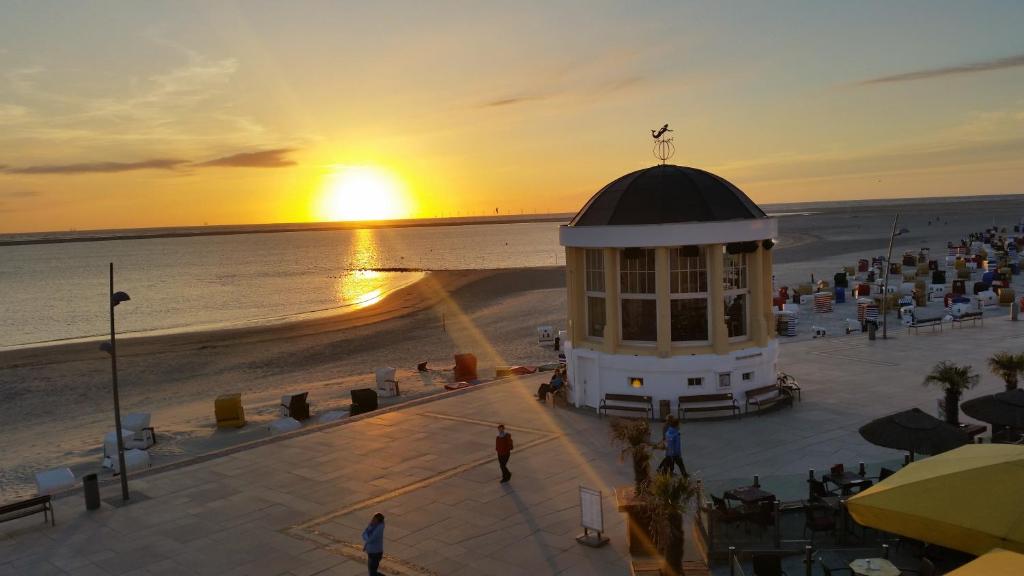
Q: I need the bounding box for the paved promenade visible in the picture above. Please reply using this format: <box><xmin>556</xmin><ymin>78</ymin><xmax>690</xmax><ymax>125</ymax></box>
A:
<box><xmin>2</xmin><ymin>314</ymin><xmax>1019</xmax><ymax>575</ymax></box>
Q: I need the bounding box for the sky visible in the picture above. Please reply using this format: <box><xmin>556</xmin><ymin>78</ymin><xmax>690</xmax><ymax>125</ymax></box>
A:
<box><xmin>1</xmin><ymin>1</ymin><xmax>1024</xmax><ymax>233</ymax></box>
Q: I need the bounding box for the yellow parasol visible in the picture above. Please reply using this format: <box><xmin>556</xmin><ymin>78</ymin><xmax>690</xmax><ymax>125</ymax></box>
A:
<box><xmin>846</xmin><ymin>444</ymin><xmax>1024</xmax><ymax>555</ymax></box>
<box><xmin>945</xmin><ymin>548</ymin><xmax>1024</xmax><ymax>576</ymax></box>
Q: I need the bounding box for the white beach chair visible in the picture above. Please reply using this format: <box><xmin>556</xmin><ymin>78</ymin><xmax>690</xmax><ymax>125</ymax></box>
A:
<box><xmin>375</xmin><ymin>367</ymin><xmax>399</xmax><ymax>397</ymax></box>
<box><xmin>109</xmin><ymin>449</ymin><xmax>151</xmax><ymax>474</ymax></box>
<box><xmin>35</xmin><ymin>467</ymin><xmax>75</xmax><ymax>496</ymax></box>
<box><xmin>978</xmin><ymin>290</ymin><xmax>998</xmax><ymax>307</ymax></box>
<box><xmin>845</xmin><ymin>318</ymin><xmax>861</xmax><ymax>334</ymax></box>
<box><xmin>537</xmin><ymin>325</ymin><xmax>554</xmax><ymax>344</ymax></box>
<box><xmin>120</xmin><ymin>412</ymin><xmax>155</xmax><ymax>449</ymax></box>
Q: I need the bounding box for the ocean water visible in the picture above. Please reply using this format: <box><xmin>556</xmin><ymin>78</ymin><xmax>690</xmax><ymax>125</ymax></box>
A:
<box><xmin>0</xmin><ymin>222</ymin><xmax>566</xmax><ymax>348</ymax></box>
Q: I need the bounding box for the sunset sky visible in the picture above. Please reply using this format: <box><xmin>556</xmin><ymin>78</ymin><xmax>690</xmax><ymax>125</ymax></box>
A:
<box><xmin>2</xmin><ymin>1</ymin><xmax>1023</xmax><ymax>233</ymax></box>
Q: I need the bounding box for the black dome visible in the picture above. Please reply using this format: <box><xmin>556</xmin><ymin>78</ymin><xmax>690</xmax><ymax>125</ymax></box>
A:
<box><xmin>569</xmin><ymin>165</ymin><xmax>766</xmax><ymax>226</ymax></box>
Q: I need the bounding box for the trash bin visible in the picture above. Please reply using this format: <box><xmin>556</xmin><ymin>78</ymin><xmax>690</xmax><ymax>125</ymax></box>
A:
<box><xmin>867</xmin><ymin>321</ymin><xmax>877</xmax><ymax>341</ymax></box>
<box><xmin>659</xmin><ymin>399</ymin><xmax>670</xmax><ymax>422</ymax></box>
<box><xmin>1013</xmin><ymin>301</ymin><xmax>1019</xmax><ymax>321</ymax></box>
<box><xmin>83</xmin><ymin>473</ymin><xmax>100</xmax><ymax>511</ymax></box>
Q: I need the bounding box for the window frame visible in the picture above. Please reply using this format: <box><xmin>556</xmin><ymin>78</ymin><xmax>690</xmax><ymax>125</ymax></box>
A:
<box><xmin>723</xmin><ymin>251</ymin><xmax>751</xmax><ymax>341</ymax></box>
<box><xmin>669</xmin><ymin>246</ymin><xmax>710</xmax><ymax>344</ymax></box>
<box><xmin>619</xmin><ymin>248</ymin><xmax>658</xmax><ymax>344</ymax></box>
<box><xmin>584</xmin><ymin>249</ymin><xmax>606</xmax><ymax>341</ymax></box>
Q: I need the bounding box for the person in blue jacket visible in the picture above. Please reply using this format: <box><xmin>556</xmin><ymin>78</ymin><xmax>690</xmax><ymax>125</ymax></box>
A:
<box><xmin>362</xmin><ymin>513</ymin><xmax>385</xmax><ymax>576</ymax></box>
<box><xmin>657</xmin><ymin>416</ymin><xmax>688</xmax><ymax>477</ymax></box>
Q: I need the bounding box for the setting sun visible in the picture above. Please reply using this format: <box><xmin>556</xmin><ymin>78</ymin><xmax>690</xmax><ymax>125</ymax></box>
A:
<box><xmin>318</xmin><ymin>166</ymin><xmax>412</xmax><ymax>222</ymax></box>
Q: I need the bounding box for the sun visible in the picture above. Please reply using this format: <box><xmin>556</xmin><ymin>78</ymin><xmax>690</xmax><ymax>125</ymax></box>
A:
<box><xmin>318</xmin><ymin>166</ymin><xmax>411</xmax><ymax>222</ymax></box>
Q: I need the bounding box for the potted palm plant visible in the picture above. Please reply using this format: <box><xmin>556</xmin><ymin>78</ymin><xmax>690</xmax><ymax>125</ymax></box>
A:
<box><xmin>638</xmin><ymin>472</ymin><xmax>699</xmax><ymax>576</ymax></box>
<box><xmin>923</xmin><ymin>361</ymin><xmax>980</xmax><ymax>425</ymax></box>
<box><xmin>610</xmin><ymin>417</ymin><xmax>652</xmax><ymax>494</ymax></box>
<box><xmin>987</xmin><ymin>352</ymin><xmax>1024</xmax><ymax>391</ymax></box>
<box><xmin>610</xmin><ymin>417</ymin><xmax>654</xmax><ymax>555</ymax></box>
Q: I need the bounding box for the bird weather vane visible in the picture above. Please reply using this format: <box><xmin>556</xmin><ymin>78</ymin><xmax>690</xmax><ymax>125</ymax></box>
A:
<box><xmin>651</xmin><ymin>123</ymin><xmax>675</xmax><ymax>164</ymax></box>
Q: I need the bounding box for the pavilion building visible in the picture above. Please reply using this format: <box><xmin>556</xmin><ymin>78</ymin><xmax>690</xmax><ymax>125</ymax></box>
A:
<box><xmin>559</xmin><ymin>164</ymin><xmax>779</xmax><ymax>413</ymax></box>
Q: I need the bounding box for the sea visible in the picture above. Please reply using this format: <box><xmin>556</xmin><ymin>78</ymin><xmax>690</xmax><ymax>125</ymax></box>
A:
<box><xmin>3</xmin><ymin>194</ymin><xmax>1024</xmax><ymax>349</ymax></box>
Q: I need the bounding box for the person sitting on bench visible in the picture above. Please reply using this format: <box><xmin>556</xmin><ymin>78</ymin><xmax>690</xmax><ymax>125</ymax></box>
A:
<box><xmin>536</xmin><ymin>370</ymin><xmax>565</xmax><ymax>402</ymax></box>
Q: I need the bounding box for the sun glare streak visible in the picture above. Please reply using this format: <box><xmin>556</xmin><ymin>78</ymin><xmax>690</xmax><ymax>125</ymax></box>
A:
<box><xmin>318</xmin><ymin>166</ymin><xmax>411</xmax><ymax>222</ymax></box>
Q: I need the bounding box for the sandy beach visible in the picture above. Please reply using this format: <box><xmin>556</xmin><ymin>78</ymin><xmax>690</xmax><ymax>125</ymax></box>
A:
<box><xmin>5</xmin><ymin>194</ymin><xmax>1024</xmax><ymax>499</ymax></box>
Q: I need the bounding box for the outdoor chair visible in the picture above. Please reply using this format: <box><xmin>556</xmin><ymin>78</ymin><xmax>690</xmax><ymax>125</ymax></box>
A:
<box><xmin>711</xmin><ymin>495</ymin><xmax>749</xmax><ymax>532</ymax></box>
<box><xmin>803</xmin><ymin>504</ymin><xmax>837</xmax><ymax>542</ymax></box>
<box><xmin>751</xmin><ymin>554</ymin><xmax>787</xmax><ymax>576</ymax></box>
<box><xmin>808</xmin><ymin>479</ymin><xmax>839</xmax><ymax>508</ymax></box>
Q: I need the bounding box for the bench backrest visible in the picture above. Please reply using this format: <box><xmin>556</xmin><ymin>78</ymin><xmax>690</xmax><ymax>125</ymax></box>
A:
<box><xmin>604</xmin><ymin>393</ymin><xmax>652</xmax><ymax>404</ymax></box>
<box><xmin>0</xmin><ymin>495</ymin><xmax>50</xmax><ymax>515</ymax></box>
<box><xmin>679</xmin><ymin>393</ymin><xmax>734</xmax><ymax>403</ymax></box>
<box><xmin>744</xmin><ymin>385</ymin><xmax>779</xmax><ymax>398</ymax></box>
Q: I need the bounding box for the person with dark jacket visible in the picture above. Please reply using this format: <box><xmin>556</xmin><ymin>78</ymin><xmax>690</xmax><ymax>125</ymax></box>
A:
<box><xmin>362</xmin><ymin>513</ymin><xmax>385</xmax><ymax>576</ymax></box>
<box><xmin>496</xmin><ymin>423</ymin><xmax>513</xmax><ymax>482</ymax></box>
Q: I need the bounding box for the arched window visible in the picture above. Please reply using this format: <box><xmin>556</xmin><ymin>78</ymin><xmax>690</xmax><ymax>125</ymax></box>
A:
<box><xmin>670</xmin><ymin>246</ymin><xmax>709</xmax><ymax>342</ymax></box>
<box><xmin>723</xmin><ymin>251</ymin><xmax>749</xmax><ymax>339</ymax></box>
<box><xmin>584</xmin><ymin>249</ymin><xmax>605</xmax><ymax>339</ymax></box>
<box><xmin>620</xmin><ymin>248</ymin><xmax>657</xmax><ymax>342</ymax></box>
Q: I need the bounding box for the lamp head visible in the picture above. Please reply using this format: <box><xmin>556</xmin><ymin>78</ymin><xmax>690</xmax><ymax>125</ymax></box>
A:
<box><xmin>111</xmin><ymin>291</ymin><xmax>131</xmax><ymax>306</ymax></box>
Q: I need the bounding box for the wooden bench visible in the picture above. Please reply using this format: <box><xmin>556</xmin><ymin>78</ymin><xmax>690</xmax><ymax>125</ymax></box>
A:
<box><xmin>599</xmin><ymin>393</ymin><xmax>653</xmax><ymax>419</ymax></box>
<box><xmin>952</xmin><ymin>311</ymin><xmax>983</xmax><ymax>328</ymax></box>
<box><xmin>907</xmin><ymin>316</ymin><xmax>943</xmax><ymax>334</ymax></box>
<box><xmin>0</xmin><ymin>495</ymin><xmax>54</xmax><ymax>528</ymax></box>
<box><xmin>745</xmin><ymin>385</ymin><xmax>793</xmax><ymax>415</ymax></box>
<box><xmin>678</xmin><ymin>393</ymin><xmax>740</xmax><ymax>421</ymax></box>
<box><xmin>630</xmin><ymin>556</ymin><xmax>662</xmax><ymax>576</ymax></box>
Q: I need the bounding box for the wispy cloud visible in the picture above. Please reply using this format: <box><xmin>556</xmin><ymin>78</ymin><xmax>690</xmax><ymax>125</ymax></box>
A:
<box><xmin>1</xmin><ymin>148</ymin><xmax>298</xmax><ymax>175</ymax></box>
<box><xmin>0</xmin><ymin>189</ymin><xmax>41</xmax><ymax>198</ymax></box>
<box><xmin>860</xmin><ymin>53</ymin><xmax>1024</xmax><ymax>85</ymax></box>
<box><xmin>5</xmin><ymin>159</ymin><xmax>187</xmax><ymax>175</ymax></box>
<box><xmin>195</xmin><ymin>148</ymin><xmax>296</xmax><ymax>168</ymax></box>
<box><xmin>480</xmin><ymin>95</ymin><xmax>546</xmax><ymax>108</ymax></box>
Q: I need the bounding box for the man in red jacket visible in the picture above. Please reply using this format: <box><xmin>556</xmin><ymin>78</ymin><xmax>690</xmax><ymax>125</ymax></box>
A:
<box><xmin>495</xmin><ymin>423</ymin><xmax>513</xmax><ymax>483</ymax></box>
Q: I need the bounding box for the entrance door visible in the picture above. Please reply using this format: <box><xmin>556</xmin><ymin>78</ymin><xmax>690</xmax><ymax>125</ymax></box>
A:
<box><xmin>577</xmin><ymin>356</ymin><xmax>598</xmax><ymax>409</ymax></box>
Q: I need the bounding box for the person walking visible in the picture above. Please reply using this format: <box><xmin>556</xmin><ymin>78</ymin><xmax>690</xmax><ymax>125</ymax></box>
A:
<box><xmin>362</xmin><ymin>512</ymin><xmax>385</xmax><ymax>576</ymax></box>
<box><xmin>496</xmin><ymin>423</ymin><xmax>513</xmax><ymax>483</ymax></box>
<box><xmin>657</xmin><ymin>416</ymin><xmax>688</xmax><ymax>477</ymax></box>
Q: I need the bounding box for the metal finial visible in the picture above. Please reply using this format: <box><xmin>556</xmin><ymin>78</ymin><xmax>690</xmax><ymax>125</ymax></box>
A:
<box><xmin>651</xmin><ymin>123</ymin><xmax>674</xmax><ymax>164</ymax></box>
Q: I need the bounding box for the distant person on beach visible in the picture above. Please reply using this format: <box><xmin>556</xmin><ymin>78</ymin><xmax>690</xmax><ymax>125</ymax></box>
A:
<box><xmin>657</xmin><ymin>416</ymin><xmax>688</xmax><ymax>477</ymax></box>
<box><xmin>362</xmin><ymin>513</ymin><xmax>385</xmax><ymax>576</ymax></box>
<box><xmin>536</xmin><ymin>369</ymin><xmax>565</xmax><ymax>402</ymax></box>
<box><xmin>496</xmin><ymin>423</ymin><xmax>514</xmax><ymax>482</ymax></box>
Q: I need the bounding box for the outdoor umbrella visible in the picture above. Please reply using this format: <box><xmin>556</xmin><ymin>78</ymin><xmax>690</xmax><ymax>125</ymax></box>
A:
<box><xmin>961</xmin><ymin>389</ymin><xmax>1024</xmax><ymax>429</ymax></box>
<box><xmin>858</xmin><ymin>407</ymin><xmax>971</xmax><ymax>458</ymax></box>
<box><xmin>846</xmin><ymin>444</ymin><xmax>1024</xmax><ymax>555</ymax></box>
<box><xmin>945</xmin><ymin>548</ymin><xmax>1024</xmax><ymax>576</ymax></box>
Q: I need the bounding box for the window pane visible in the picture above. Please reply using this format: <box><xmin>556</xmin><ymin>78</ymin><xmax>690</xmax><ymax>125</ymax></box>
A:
<box><xmin>724</xmin><ymin>253</ymin><xmax>747</xmax><ymax>290</ymax></box>
<box><xmin>671</xmin><ymin>298</ymin><xmax>708</xmax><ymax>341</ymax></box>
<box><xmin>725</xmin><ymin>294</ymin><xmax>747</xmax><ymax>338</ymax></box>
<box><xmin>621</xmin><ymin>298</ymin><xmax>657</xmax><ymax>341</ymax></box>
<box><xmin>620</xmin><ymin>248</ymin><xmax>656</xmax><ymax>294</ymax></box>
<box><xmin>587</xmin><ymin>296</ymin><xmax>606</xmax><ymax>338</ymax></box>
<box><xmin>670</xmin><ymin>246</ymin><xmax>707</xmax><ymax>293</ymax></box>
<box><xmin>585</xmin><ymin>249</ymin><xmax>604</xmax><ymax>292</ymax></box>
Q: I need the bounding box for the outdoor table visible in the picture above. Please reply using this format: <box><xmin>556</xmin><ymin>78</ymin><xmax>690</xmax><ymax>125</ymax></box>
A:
<box><xmin>959</xmin><ymin>423</ymin><xmax>986</xmax><ymax>438</ymax></box>
<box><xmin>724</xmin><ymin>485</ymin><xmax>775</xmax><ymax>505</ymax></box>
<box><xmin>849</xmin><ymin>557</ymin><xmax>900</xmax><ymax>576</ymax></box>
<box><xmin>825</xmin><ymin>471</ymin><xmax>871</xmax><ymax>494</ymax></box>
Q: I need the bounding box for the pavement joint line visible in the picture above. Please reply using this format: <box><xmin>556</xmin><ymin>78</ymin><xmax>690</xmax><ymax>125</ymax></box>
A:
<box><xmin>808</xmin><ymin>351</ymin><xmax>899</xmax><ymax>366</ymax></box>
<box><xmin>417</xmin><ymin>411</ymin><xmax>562</xmax><ymax>434</ymax></box>
<box><xmin>287</xmin><ymin>432</ymin><xmax>561</xmax><ymax>532</ymax></box>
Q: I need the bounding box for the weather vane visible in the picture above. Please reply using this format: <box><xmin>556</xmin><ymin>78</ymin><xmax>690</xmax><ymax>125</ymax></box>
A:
<box><xmin>651</xmin><ymin>123</ymin><xmax>674</xmax><ymax>164</ymax></box>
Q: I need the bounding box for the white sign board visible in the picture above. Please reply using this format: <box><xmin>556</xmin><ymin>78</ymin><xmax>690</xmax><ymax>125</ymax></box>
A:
<box><xmin>579</xmin><ymin>486</ymin><xmax>603</xmax><ymax>532</ymax></box>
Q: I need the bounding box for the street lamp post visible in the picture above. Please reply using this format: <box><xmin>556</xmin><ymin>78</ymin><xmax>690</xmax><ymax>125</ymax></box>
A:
<box><xmin>881</xmin><ymin>214</ymin><xmax>910</xmax><ymax>340</ymax></box>
<box><xmin>103</xmin><ymin>262</ymin><xmax>131</xmax><ymax>501</ymax></box>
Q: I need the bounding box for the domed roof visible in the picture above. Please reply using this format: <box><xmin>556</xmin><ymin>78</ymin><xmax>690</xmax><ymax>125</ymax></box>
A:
<box><xmin>569</xmin><ymin>165</ymin><xmax>766</xmax><ymax>226</ymax></box>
